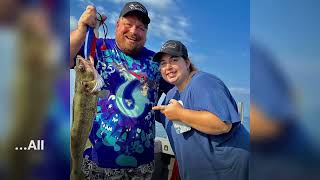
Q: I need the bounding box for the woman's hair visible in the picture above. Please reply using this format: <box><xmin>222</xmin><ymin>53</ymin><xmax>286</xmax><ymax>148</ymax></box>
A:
<box><xmin>184</xmin><ymin>57</ymin><xmax>197</xmax><ymax>72</ymax></box>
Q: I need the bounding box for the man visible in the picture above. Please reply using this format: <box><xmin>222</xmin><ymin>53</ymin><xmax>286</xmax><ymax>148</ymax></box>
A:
<box><xmin>70</xmin><ymin>2</ymin><xmax>170</xmax><ymax>179</ymax></box>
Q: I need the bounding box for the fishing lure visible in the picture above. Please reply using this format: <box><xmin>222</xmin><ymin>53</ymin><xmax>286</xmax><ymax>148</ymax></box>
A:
<box><xmin>84</xmin><ymin>12</ymin><xmax>108</xmax><ymax>59</ymax></box>
<box><xmin>83</xmin><ymin>11</ymin><xmax>108</xmax><ymax>92</ymax></box>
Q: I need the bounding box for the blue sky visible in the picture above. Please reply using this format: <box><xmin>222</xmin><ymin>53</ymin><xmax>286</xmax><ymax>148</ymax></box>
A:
<box><xmin>70</xmin><ymin>0</ymin><xmax>250</xmax><ymax>116</ymax></box>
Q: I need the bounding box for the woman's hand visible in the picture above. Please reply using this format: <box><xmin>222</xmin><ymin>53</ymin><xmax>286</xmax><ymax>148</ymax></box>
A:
<box><xmin>152</xmin><ymin>99</ymin><xmax>184</xmax><ymax>121</ymax></box>
<box><xmin>153</xmin><ymin>99</ymin><xmax>232</xmax><ymax>135</ymax></box>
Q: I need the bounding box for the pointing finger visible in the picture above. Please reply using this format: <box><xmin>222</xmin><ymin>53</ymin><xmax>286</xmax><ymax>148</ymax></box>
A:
<box><xmin>152</xmin><ymin>106</ymin><xmax>166</xmax><ymax>111</ymax></box>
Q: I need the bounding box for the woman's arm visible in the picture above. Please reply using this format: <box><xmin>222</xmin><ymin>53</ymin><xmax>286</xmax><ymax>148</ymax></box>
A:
<box><xmin>153</xmin><ymin>99</ymin><xmax>232</xmax><ymax>135</ymax></box>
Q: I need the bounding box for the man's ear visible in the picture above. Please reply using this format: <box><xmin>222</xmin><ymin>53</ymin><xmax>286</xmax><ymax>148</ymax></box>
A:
<box><xmin>116</xmin><ymin>19</ymin><xmax>120</xmax><ymax>28</ymax></box>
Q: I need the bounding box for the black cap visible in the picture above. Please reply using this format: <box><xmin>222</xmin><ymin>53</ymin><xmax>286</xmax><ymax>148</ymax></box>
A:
<box><xmin>119</xmin><ymin>1</ymin><xmax>150</xmax><ymax>25</ymax></box>
<box><xmin>153</xmin><ymin>40</ymin><xmax>188</xmax><ymax>62</ymax></box>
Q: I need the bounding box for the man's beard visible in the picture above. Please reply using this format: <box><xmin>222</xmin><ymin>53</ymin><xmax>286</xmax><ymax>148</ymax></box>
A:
<box><xmin>123</xmin><ymin>43</ymin><xmax>143</xmax><ymax>55</ymax></box>
<box><xmin>116</xmin><ymin>36</ymin><xmax>144</xmax><ymax>55</ymax></box>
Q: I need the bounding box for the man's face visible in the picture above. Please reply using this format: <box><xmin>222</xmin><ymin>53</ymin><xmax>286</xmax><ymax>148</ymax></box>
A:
<box><xmin>115</xmin><ymin>14</ymin><xmax>147</xmax><ymax>55</ymax></box>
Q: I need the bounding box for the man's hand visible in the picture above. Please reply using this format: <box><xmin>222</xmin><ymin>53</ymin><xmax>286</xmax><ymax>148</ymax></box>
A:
<box><xmin>77</xmin><ymin>5</ymin><xmax>97</xmax><ymax>33</ymax></box>
<box><xmin>152</xmin><ymin>99</ymin><xmax>184</xmax><ymax>121</ymax></box>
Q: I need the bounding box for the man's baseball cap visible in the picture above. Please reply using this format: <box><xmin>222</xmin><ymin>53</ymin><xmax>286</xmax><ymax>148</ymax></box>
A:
<box><xmin>153</xmin><ymin>40</ymin><xmax>188</xmax><ymax>62</ymax></box>
<box><xmin>119</xmin><ymin>1</ymin><xmax>150</xmax><ymax>25</ymax></box>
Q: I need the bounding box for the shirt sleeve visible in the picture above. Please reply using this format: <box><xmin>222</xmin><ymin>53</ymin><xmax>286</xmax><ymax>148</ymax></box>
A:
<box><xmin>191</xmin><ymin>76</ymin><xmax>240</xmax><ymax>124</ymax></box>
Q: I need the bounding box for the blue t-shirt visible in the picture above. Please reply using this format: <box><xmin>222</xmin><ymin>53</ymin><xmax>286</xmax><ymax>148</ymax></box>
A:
<box><xmin>160</xmin><ymin>71</ymin><xmax>249</xmax><ymax>180</ymax></box>
<box><xmin>81</xmin><ymin>38</ymin><xmax>161</xmax><ymax>168</ymax></box>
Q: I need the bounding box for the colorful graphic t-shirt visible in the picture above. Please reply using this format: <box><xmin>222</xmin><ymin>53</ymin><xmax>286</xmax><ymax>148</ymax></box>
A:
<box><xmin>82</xmin><ymin>38</ymin><xmax>161</xmax><ymax>168</ymax></box>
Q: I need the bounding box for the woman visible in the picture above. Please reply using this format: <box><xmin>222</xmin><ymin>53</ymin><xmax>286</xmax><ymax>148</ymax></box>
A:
<box><xmin>152</xmin><ymin>40</ymin><xmax>249</xmax><ymax>180</ymax></box>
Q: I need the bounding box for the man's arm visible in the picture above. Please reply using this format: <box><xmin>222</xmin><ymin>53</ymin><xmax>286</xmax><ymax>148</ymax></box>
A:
<box><xmin>70</xmin><ymin>29</ymin><xmax>86</xmax><ymax>67</ymax></box>
<box><xmin>153</xmin><ymin>99</ymin><xmax>232</xmax><ymax>135</ymax></box>
<box><xmin>70</xmin><ymin>5</ymin><xmax>97</xmax><ymax>68</ymax></box>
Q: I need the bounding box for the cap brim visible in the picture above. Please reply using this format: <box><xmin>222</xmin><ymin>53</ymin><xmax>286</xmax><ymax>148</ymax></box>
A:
<box><xmin>123</xmin><ymin>10</ymin><xmax>150</xmax><ymax>25</ymax></box>
<box><xmin>153</xmin><ymin>52</ymin><xmax>165</xmax><ymax>62</ymax></box>
<box><xmin>153</xmin><ymin>49</ymin><xmax>183</xmax><ymax>62</ymax></box>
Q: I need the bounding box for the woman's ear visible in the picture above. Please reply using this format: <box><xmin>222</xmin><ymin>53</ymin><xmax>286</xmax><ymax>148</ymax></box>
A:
<box><xmin>186</xmin><ymin>58</ymin><xmax>191</xmax><ymax>69</ymax></box>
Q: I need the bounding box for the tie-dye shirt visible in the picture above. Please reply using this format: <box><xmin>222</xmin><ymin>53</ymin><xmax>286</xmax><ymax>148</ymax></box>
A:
<box><xmin>83</xmin><ymin>38</ymin><xmax>161</xmax><ymax>168</ymax></box>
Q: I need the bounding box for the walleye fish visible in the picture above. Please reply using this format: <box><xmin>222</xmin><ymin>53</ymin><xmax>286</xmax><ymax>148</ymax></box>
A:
<box><xmin>70</xmin><ymin>55</ymin><xmax>108</xmax><ymax>180</ymax></box>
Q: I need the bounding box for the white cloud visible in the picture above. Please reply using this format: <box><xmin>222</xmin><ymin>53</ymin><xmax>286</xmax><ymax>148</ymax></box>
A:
<box><xmin>229</xmin><ymin>87</ymin><xmax>250</xmax><ymax>95</ymax></box>
<box><xmin>149</xmin><ymin>13</ymin><xmax>191</xmax><ymax>43</ymax></box>
<box><xmin>80</xmin><ymin>0</ymin><xmax>94</xmax><ymax>5</ymax></box>
<box><xmin>139</xmin><ymin>0</ymin><xmax>174</xmax><ymax>10</ymax></box>
<box><xmin>188</xmin><ymin>52</ymin><xmax>208</xmax><ymax>64</ymax></box>
<box><xmin>73</xmin><ymin>0</ymin><xmax>192</xmax><ymax>44</ymax></box>
<box><xmin>102</xmin><ymin>0</ymin><xmax>174</xmax><ymax>9</ymax></box>
<box><xmin>70</xmin><ymin>16</ymin><xmax>78</xmax><ymax>31</ymax></box>
<box><xmin>96</xmin><ymin>5</ymin><xmax>106</xmax><ymax>15</ymax></box>
<box><xmin>104</xmin><ymin>0</ymin><xmax>126</xmax><ymax>4</ymax></box>
<box><xmin>176</xmin><ymin>16</ymin><xmax>189</xmax><ymax>28</ymax></box>
<box><xmin>78</xmin><ymin>0</ymin><xmax>95</xmax><ymax>9</ymax></box>
<box><xmin>107</xmin><ymin>11</ymin><xmax>120</xmax><ymax>25</ymax></box>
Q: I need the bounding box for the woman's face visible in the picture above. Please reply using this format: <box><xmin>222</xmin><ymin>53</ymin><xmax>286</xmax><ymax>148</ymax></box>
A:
<box><xmin>159</xmin><ymin>54</ymin><xmax>190</xmax><ymax>86</ymax></box>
